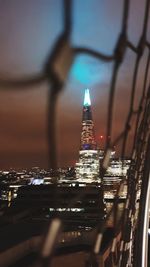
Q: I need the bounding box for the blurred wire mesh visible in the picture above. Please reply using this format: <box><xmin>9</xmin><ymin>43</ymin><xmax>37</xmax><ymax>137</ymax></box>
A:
<box><xmin>0</xmin><ymin>0</ymin><xmax>150</xmax><ymax>266</ymax></box>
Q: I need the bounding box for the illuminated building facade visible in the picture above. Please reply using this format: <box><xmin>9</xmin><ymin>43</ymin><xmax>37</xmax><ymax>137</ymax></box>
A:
<box><xmin>103</xmin><ymin>158</ymin><xmax>131</xmax><ymax>199</ymax></box>
<box><xmin>75</xmin><ymin>89</ymin><xmax>100</xmax><ymax>182</ymax></box>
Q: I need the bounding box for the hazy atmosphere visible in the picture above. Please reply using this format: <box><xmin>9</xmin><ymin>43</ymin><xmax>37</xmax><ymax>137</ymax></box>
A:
<box><xmin>0</xmin><ymin>0</ymin><xmax>149</xmax><ymax>169</ymax></box>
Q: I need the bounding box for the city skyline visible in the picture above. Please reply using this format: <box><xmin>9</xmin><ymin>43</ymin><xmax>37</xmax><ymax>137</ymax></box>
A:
<box><xmin>0</xmin><ymin>0</ymin><xmax>149</xmax><ymax>169</ymax></box>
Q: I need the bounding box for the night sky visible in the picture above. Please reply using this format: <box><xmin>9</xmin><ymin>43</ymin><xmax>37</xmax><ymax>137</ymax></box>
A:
<box><xmin>0</xmin><ymin>0</ymin><xmax>149</xmax><ymax>169</ymax></box>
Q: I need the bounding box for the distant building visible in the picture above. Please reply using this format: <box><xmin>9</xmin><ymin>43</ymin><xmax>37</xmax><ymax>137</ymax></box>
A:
<box><xmin>7</xmin><ymin>183</ymin><xmax>105</xmax><ymax>229</ymax></box>
<box><xmin>75</xmin><ymin>89</ymin><xmax>100</xmax><ymax>182</ymax></box>
<box><xmin>106</xmin><ymin>158</ymin><xmax>130</xmax><ymax>177</ymax></box>
<box><xmin>103</xmin><ymin>158</ymin><xmax>131</xmax><ymax>199</ymax></box>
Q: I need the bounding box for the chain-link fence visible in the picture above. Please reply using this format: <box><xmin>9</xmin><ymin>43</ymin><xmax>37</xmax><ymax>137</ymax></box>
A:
<box><xmin>0</xmin><ymin>0</ymin><xmax>150</xmax><ymax>266</ymax></box>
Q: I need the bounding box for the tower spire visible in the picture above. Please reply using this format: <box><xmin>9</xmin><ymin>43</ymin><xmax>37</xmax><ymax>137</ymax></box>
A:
<box><xmin>81</xmin><ymin>88</ymin><xmax>97</xmax><ymax>150</ymax></box>
<box><xmin>84</xmin><ymin>88</ymin><xmax>91</xmax><ymax>106</ymax></box>
<box><xmin>75</xmin><ymin>88</ymin><xmax>100</xmax><ymax>182</ymax></box>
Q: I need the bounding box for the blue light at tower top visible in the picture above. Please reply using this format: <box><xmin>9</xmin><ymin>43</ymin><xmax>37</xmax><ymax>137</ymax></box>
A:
<box><xmin>84</xmin><ymin>88</ymin><xmax>91</xmax><ymax>106</ymax></box>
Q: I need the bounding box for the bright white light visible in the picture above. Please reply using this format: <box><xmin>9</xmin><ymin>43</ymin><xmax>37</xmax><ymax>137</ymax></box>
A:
<box><xmin>84</xmin><ymin>88</ymin><xmax>91</xmax><ymax>106</ymax></box>
<box><xmin>32</xmin><ymin>178</ymin><xmax>44</xmax><ymax>185</ymax></box>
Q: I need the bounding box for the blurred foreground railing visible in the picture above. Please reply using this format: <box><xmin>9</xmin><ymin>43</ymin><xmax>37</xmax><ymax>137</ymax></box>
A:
<box><xmin>0</xmin><ymin>0</ymin><xmax>150</xmax><ymax>266</ymax></box>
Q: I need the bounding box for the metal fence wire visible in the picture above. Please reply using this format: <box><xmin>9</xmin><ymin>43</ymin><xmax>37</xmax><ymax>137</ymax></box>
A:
<box><xmin>0</xmin><ymin>0</ymin><xmax>150</xmax><ymax>266</ymax></box>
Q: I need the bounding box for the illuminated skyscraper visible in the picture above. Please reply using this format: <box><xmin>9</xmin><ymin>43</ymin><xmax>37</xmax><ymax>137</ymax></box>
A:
<box><xmin>75</xmin><ymin>89</ymin><xmax>100</xmax><ymax>182</ymax></box>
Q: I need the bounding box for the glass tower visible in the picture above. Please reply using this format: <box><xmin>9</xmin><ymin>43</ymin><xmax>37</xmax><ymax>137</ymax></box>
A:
<box><xmin>75</xmin><ymin>89</ymin><xmax>100</xmax><ymax>182</ymax></box>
